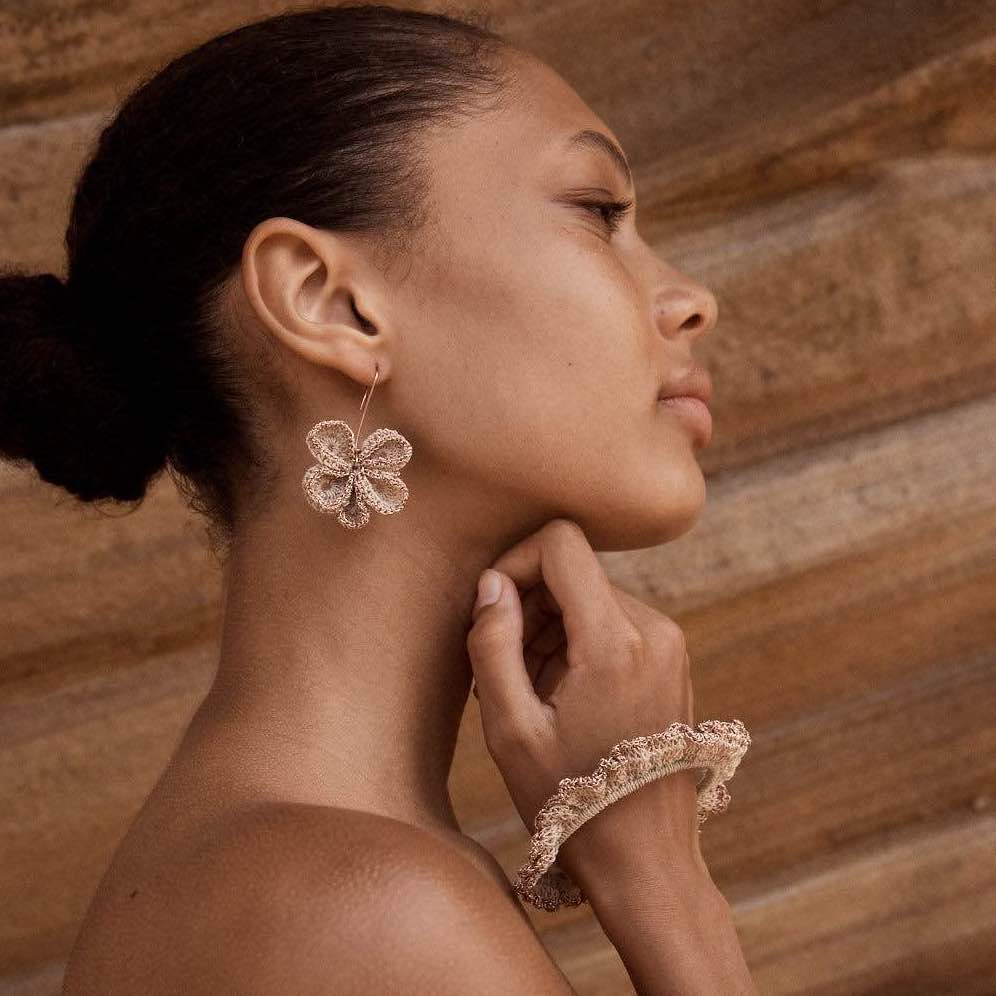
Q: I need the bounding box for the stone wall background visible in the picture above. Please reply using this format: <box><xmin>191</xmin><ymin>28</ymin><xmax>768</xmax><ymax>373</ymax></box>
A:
<box><xmin>2</xmin><ymin>2</ymin><xmax>995</xmax><ymax>993</ymax></box>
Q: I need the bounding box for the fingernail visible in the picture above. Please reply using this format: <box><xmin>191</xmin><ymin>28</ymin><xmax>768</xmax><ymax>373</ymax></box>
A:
<box><xmin>476</xmin><ymin>569</ymin><xmax>502</xmax><ymax>609</ymax></box>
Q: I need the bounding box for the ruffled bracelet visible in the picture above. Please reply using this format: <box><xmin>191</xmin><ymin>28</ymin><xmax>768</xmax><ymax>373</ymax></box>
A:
<box><xmin>512</xmin><ymin>719</ymin><xmax>751</xmax><ymax>912</ymax></box>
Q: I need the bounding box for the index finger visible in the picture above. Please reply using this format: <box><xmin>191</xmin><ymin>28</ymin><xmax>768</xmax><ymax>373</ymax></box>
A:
<box><xmin>490</xmin><ymin>518</ymin><xmax>621</xmax><ymax>649</ymax></box>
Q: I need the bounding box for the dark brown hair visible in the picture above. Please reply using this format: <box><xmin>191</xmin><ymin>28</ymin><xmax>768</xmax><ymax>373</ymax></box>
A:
<box><xmin>0</xmin><ymin>2</ymin><xmax>510</xmax><ymax>558</ymax></box>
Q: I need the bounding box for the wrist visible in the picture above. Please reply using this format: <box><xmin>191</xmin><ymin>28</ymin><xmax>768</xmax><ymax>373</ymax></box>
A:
<box><xmin>571</xmin><ymin>844</ymin><xmax>730</xmax><ymax>942</ymax></box>
<box><xmin>561</xmin><ymin>835</ymin><xmax>718</xmax><ymax>911</ymax></box>
<box><xmin>555</xmin><ymin>768</ymin><xmax>709</xmax><ymax>890</ymax></box>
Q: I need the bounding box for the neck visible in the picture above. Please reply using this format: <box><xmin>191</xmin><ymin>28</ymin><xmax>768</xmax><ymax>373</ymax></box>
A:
<box><xmin>181</xmin><ymin>475</ymin><xmax>538</xmax><ymax>835</ymax></box>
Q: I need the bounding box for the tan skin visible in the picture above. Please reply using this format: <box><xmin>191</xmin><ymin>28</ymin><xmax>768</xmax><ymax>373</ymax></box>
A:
<box><xmin>62</xmin><ymin>49</ymin><xmax>754</xmax><ymax>995</ymax></box>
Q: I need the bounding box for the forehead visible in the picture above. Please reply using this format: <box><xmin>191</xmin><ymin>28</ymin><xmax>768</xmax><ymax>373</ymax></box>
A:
<box><xmin>499</xmin><ymin>52</ymin><xmax>625</xmax><ymax>171</ymax></box>
<box><xmin>418</xmin><ymin>51</ymin><xmax>626</xmax><ymax>205</ymax></box>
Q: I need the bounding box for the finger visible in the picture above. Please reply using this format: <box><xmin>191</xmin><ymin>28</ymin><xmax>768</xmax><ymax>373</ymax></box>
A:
<box><xmin>489</xmin><ymin>519</ymin><xmax>621</xmax><ymax>653</ymax></box>
<box><xmin>533</xmin><ymin>647</ymin><xmax>567</xmax><ymax>700</ymax></box>
<box><xmin>520</xmin><ymin>583</ymin><xmax>554</xmax><ymax>645</ymax></box>
<box><xmin>527</xmin><ymin>615</ymin><xmax>565</xmax><ymax>658</ymax></box>
<box><xmin>522</xmin><ymin>580</ymin><xmax>562</xmax><ymax>617</ymax></box>
<box><xmin>466</xmin><ymin>569</ymin><xmax>546</xmax><ymax>726</ymax></box>
<box><xmin>612</xmin><ymin>584</ymin><xmax>675</xmax><ymax>634</ymax></box>
<box><xmin>523</xmin><ymin>646</ymin><xmax>546</xmax><ymax>685</ymax></box>
<box><xmin>524</xmin><ymin>613</ymin><xmax>566</xmax><ymax>687</ymax></box>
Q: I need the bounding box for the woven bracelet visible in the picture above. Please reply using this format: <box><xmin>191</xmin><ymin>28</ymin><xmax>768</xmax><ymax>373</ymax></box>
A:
<box><xmin>512</xmin><ymin>719</ymin><xmax>751</xmax><ymax>912</ymax></box>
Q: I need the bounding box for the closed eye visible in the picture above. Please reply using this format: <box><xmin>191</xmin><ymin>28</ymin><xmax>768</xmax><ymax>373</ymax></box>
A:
<box><xmin>576</xmin><ymin>197</ymin><xmax>634</xmax><ymax>234</ymax></box>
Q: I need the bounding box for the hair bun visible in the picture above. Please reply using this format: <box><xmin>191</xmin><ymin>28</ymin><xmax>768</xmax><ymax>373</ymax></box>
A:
<box><xmin>0</xmin><ymin>269</ymin><xmax>169</xmax><ymax>503</ymax></box>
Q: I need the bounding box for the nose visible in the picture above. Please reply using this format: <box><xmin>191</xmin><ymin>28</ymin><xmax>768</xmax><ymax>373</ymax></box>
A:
<box><xmin>655</xmin><ymin>279</ymin><xmax>718</xmax><ymax>342</ymax></box>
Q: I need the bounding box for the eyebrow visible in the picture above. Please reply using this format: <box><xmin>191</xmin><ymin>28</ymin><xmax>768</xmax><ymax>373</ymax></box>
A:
<box><xmin>566</xmin><ymin>129</ymin><xmax>633</xmax><ymax>192</ymax></box>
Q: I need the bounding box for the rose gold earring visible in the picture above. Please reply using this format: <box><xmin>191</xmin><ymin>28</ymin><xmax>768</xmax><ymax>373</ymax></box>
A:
<box><xmin>301</xmin><ymin>362</ymin><xmax>413</xmax><ymax>530</ymax></box>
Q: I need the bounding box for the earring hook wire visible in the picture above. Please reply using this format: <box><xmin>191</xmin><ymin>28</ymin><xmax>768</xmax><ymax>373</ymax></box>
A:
<box><xmin>356</xmin><ymin>361</ymin><xmax>379</xmax><ymax>442</ymax></box>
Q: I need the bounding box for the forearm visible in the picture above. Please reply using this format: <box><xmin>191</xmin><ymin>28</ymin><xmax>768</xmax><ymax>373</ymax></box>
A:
<box><xmin>556</xmin><ymin>776</ymin><xmax>757</xmax><ymax>995</ymax></box>
<box><xmin>579</xmin><ymin>861</ymin><xmax>757</xmax><ymax>996</ymax></box>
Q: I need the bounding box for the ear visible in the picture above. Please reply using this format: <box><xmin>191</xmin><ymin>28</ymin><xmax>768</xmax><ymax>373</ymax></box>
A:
<box><xmin>239</xmin><ymin>216</ymin><xmax>393</xmax><ymax>384</ymax></box>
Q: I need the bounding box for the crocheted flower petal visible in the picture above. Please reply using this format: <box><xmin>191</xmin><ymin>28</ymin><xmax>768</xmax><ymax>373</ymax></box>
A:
<box><xmin>301</xmin><ymin>465</ymin><xmax>353</xmax><ymax>515</ymax></box>
<box><xmin>354</xmin><ymin>469</ymin><xmax>408</xmax><ymax>515</ymax></box>
<box><xmin>305</xmin><ymin>420</ymin><xmax>356</xmax><ymax>475</ymax></box>
<box><xmin>336</xmin><ymin>488</ymin><xmax>371</xmax><ymax>530</ymax></box>
<box><xmin>357</xmin><ymin>427</ymin><xmax>412</xmax><ymax>472</ymax></box>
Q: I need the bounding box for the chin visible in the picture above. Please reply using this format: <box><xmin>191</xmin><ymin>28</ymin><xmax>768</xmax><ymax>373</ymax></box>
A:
<box><xmin>579</xmin><ymin>468</ymin><xmax>707</xmax><ymax>553</ymax></box>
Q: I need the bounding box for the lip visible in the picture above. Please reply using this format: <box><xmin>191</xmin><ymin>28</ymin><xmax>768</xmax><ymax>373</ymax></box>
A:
<box><xmin>656</xmin><ymin>394</ymin><xmax>713</xmax><ymax>447</ymax></box>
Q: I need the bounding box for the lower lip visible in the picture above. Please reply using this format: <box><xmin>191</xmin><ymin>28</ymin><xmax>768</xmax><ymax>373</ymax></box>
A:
<box><xmin>657</xmin><ymin>395</ymin><xmax>712</xmax><ymax>446</ymax></box>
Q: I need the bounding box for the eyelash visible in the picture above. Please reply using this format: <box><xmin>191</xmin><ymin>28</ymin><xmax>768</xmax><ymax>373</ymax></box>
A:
<box><xmin>579</xmin><ymin>197</ymin><xmax>634</xmax><ymax>234</ymax></box>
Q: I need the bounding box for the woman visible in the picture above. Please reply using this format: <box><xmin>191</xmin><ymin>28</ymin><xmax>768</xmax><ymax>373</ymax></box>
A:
<box><xmin>0</xmin><ymin>4</ymin><xmax>757</xmax><ymax>993</ymax></box>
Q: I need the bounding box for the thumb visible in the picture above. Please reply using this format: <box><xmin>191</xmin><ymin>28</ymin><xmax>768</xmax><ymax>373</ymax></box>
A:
<box><xmin>467</xmin><ymin>569</ymin><xmax>540</xmax><ymax>722</ymax></box>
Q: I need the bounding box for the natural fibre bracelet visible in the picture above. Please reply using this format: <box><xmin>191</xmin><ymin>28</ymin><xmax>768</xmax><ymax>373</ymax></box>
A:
<box><xmin>512</xmin><ymin>719</ymin><xmax>751</xmax><ymax>913</ymax></box>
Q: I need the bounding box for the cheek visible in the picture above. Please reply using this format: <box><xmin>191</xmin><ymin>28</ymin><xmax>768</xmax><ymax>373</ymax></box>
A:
<box><xmin>402</xmin><ymin>220</ymin><xmax>651</xmax><ymax>497</ymax></box>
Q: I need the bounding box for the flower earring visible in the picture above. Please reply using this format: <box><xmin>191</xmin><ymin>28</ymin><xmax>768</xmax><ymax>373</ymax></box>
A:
<box><xmin>301</xmin><ymin>362</ymin><xmax>413</xmax><ymax>530</ymax></box>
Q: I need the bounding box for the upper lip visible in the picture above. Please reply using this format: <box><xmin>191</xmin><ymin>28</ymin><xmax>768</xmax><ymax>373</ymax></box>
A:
<box><xmin>657</xmin><ymin>365</ymin><xmax>713</xmax><ymax>405</ymax></box>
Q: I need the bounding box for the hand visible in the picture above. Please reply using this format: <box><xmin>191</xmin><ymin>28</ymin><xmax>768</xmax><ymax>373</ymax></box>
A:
<box><xmin>466</xmin><ymin>518</ymin><xmax>703</xmax><ymax>877</ymax></box>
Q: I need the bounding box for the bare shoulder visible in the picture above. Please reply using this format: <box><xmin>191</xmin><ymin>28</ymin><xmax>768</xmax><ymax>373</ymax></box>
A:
<box><xmin>66</xmin><ymin>803</ymin><xmax>577</xmax><ymax>996</ymax></box>
<box><xmin>217</xmin><ymin>804</ymin><xmax>579</xmax><ymax>995</ymax></box>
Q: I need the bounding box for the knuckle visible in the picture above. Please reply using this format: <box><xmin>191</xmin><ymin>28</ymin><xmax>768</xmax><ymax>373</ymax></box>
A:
<box><xmin>465</xmin><ymin>625</ymin><xmax>484</xmax><ymax>655</ymax></box>
<box><xmin>568</xmin><ymin>617</ymin><xmax>646</xmax><ymax>671</ymax></box>
<box><xmin>617</xmin><ymin>619</ymin><xmax>647</xmax><ymax>660</ymax></box>
<box><xmin>603</xmin><ymin>618</ymin><xmax>646</xmax><ymax>671</ymax></box>
<box><xmin>544</xmin><ymin>517</ymin><xmax>587</xmax><ymax>547</ymax></box>
<box><xmin>485</xmin><ymin>715</ymin><xmax>532</xmax><ymax>759</ymax></box>
<box><xmin>466</xmin><ymin>620</ymin><xmax>503</xmax><ymax>658</ymax></box>
<box><xmin>648</xmin><ymin>614</ymin><xmax>687</xmax><ymax>653</ymax></box>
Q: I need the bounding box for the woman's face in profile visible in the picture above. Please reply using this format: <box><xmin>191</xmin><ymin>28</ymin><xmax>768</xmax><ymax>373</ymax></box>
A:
<box><xmin>388</xmin><ymin>49</ymin><xmax>719</xmax><ymax>551</ymax></box>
